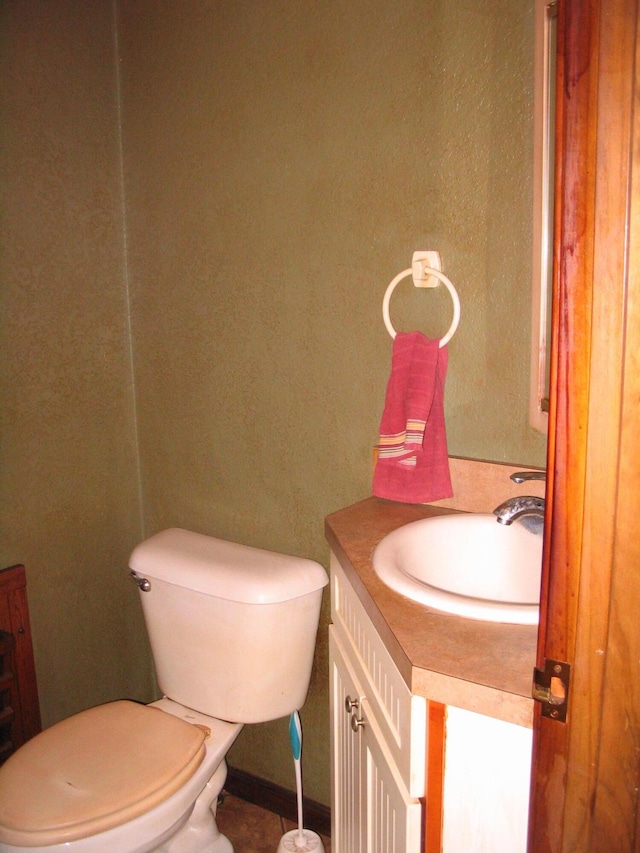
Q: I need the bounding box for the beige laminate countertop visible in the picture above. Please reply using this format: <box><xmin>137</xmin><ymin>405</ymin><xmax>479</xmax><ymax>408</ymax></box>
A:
<box><xmin>325</xmin><ymin>496</ymin><xmax>538</xmax><ymax>727</ymax></box>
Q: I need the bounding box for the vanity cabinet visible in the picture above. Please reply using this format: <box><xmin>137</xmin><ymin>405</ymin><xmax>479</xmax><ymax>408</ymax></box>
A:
<box><xmin>329</xmin><ymin>553</ymin><xmax>426</xmax><ymax>853</ymax></box>
<box><xmin>329</xmin><ymin>546</ymin><xmax>533</xmax><ymax>853</ymax></box>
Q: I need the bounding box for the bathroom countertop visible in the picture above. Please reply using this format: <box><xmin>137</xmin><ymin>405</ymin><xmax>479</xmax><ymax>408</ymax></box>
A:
<box><xmin>325</xmin><ymin>496</ymin><xmax>537</xmax><ymax>728</ymax></box>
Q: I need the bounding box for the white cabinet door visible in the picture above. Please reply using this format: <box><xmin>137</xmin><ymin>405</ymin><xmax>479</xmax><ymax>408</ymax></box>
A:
<box><xmin>330</xmin><ymin>555</ymin><xmax>426</xmax><ymax>798</ymax></box>
<box><xmin>442</xmin><ymin>706</ymin><xmax>532</xmax><ymax>853</ymax></box>
<box><xmin>361</xmin><ymin>696</ymin><xmax>424</xmax><ymax>853</ymax></box>
<box><xmin>330</xmin><ymin>626</ymin><xmax>364</xmax><ymax>853</ymax></box>
<box><xmin>330</xmin><ymin>628</ymin><xmax>423</xmax><ymax>853</ymax></box>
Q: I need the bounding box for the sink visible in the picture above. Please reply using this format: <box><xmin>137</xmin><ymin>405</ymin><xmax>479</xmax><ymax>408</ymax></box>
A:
<box><xmin>372</xmin><ymin>513</ymin><xmax>542</xmax><ymax>625</ymax></box>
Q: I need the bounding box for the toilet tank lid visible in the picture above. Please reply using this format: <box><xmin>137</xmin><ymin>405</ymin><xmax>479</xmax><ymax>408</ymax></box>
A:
<box><xmin>129</xmin><ymin>528</ymin><xmax>328</xmax><ymax>604</ymax></box>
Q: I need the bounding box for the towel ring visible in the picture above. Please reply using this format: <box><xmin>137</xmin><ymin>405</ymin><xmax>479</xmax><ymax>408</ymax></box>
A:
<box><xmin>382</xmin><ymin>266</ymin><xmax>461</xmax><ymax>347</ymax></box>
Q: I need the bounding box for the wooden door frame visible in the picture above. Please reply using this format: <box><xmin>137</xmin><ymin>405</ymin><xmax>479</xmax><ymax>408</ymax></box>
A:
<box><xmin>529</xmin><ymin>0</ymin><xmax>640</xmax><ymax>850</ymax></box>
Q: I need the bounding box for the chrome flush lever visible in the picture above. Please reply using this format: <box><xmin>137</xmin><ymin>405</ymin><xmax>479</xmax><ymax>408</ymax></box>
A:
<box><xmin>129</xmin><ymin>570</ymin><xmax>151</xmax><ymax>592</ymax></box>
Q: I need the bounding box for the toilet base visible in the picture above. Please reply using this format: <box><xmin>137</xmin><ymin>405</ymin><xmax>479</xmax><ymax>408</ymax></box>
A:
<box><xmin>156</xmin><ymin>761</ymin><xmax>232</xmax><ymax>853</ymax></box>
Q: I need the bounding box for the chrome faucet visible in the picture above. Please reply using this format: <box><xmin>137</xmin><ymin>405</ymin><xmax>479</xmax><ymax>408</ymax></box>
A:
<box><xmin>509</xmin><ymin>470</ymin><xmax>546</xmax><ymax>485</ymax></box>
<box><xmin>493</xmin><ymin>471</ymin><xmax>546</xmax><ymax>526</ymax></box>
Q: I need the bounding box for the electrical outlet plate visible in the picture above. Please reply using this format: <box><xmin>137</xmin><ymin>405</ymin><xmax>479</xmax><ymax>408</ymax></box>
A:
<box><xmin>411</xmin><ymin>251</ymin><xmax>442</xmax><ymax>288</ymax></box>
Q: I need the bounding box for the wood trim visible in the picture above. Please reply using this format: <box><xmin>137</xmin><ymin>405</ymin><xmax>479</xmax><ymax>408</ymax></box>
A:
<box><xmin>0</xmin><ymin>630</ymin><xmax>18</xmax><ymax>762</ymax></box>
<box><xmin>528</xmin><ymin>0</ymin><xmax>597</xmax><ymax>834</ymax></box>
<box><xmin>0</xmin><ymin>564</ymin><xmax>41</xmax><ymax>754</ymax></box>
<box><xmin>587</xmin><ymin>0</ymin><xmax>640</xmax><ymax>843</ymax></box>
<box><xmin>424</xmin><ymin>701</ymin><xmax>445</xmax><ymax>852</ymax></box>
<box><xmin>528</xmin><ymin>0</ymin><xmax>600</xmax><ymax>843</ymax></box>
<box><xmin>529</xmin><ymin>0</ymin><xmax>640</xmax><ymax>850</ymax></box>
<box><xmin>224</xmin><ymin>766</ymin><xmax>331</xmax><ymax>839</ymax></box>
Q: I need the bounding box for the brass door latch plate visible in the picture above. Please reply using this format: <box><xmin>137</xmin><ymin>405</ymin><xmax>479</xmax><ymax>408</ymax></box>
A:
<box><xmin>533</xmin><ymin>659</ymin><xmax>570</xmax><ymax>722</ymax></box>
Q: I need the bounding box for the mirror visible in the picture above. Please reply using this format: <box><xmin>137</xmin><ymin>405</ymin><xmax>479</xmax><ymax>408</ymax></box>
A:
<box><xmin>530</xmin><ymin>0</ymin><xmax>558</xmax><ymax>433</ymax></box>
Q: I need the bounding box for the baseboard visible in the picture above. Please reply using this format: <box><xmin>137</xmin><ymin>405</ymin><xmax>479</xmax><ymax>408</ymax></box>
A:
<box><xmin>224</xmin><ymin>766</ymin><xmax>331</xmax><ymax>838</ymax></box>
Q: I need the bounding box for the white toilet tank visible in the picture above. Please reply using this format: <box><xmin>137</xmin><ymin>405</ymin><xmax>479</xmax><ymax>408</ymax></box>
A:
<box><xmin>129</xmin><ymin>528</ymin><xmax>328</xmax><ymax>724</ymax></box>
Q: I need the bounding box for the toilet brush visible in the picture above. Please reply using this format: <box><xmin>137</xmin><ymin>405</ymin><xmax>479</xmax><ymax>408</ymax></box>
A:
<box><xmin>276</xmin><ymin>711</ymin><xmax>325</xmax><ymax>853</ymax></box>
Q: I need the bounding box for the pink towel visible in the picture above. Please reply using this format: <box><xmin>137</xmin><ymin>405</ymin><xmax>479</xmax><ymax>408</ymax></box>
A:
<box><xmin>373</xmin><ymin>332</ymin><xmax>453</xmax><ymax>503</ymax></box>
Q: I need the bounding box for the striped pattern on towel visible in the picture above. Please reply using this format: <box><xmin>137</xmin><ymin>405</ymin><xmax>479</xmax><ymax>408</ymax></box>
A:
<box><xmin>376</xmin><ymin>419</ymin><xmax>426</xmax><ymax>466</ymax></box>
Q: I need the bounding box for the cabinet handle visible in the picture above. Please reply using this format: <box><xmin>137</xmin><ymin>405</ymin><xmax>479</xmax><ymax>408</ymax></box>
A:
<box><xmin>351</xmin><ymin>714</ymin><xmax>365</xmax><ymax>732</ymax></box>
<box><xmin>345</xmin><ymin>695</ymin><xmax>359</xmax><ymax>714</ymax></box>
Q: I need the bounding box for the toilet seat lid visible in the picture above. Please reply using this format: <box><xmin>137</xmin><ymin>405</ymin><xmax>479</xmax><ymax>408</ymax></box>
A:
<box><xmin>0</xmin><ymin>700</ymin><xmax>206</xmax><ymax>847</ymax></box>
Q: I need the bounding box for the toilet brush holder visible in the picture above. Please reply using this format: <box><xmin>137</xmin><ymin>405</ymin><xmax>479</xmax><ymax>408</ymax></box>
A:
<box><xmin>276</xmin><ymin>828</ymin><xmax>325</xmax><ymax>852</ymax></box>
<box><xmin>276</xmin><ymin>712</ymin><xmax>325</xmax><ymax>853</ymax></box>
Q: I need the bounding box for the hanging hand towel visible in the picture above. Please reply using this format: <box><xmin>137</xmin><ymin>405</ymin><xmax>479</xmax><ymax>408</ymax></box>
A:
<box><xmin>373</xmin><ymin>331</ymin><xmax>453</xmax><ymax>504</ymax></box>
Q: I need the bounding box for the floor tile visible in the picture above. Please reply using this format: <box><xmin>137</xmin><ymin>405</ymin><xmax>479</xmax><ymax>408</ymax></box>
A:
<box><xmin>216</xmin><ymin>794</ymin><xmax>331</xmax><ymax>852</ymax></box>
<box><xmin>216</xmin><ymin>794</ymin><xmax>283</xmax><ymax>851</ymax></box>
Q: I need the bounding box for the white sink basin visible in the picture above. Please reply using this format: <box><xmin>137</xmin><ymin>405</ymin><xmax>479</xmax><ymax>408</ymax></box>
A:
<box><xmin>372</xmin><ymin>513</ymin><xmax>542</xmax><ymax>625</ymax></box>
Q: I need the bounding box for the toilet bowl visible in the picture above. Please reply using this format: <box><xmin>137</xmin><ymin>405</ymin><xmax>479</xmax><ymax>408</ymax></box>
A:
<box><xmin>0</xmin><ymin>698</ymin><xmax>241</xmax><ymax>853</ymax></box>
<box><xmin>0</xmin><ymin>529</ymin><xmax>328</xmax><ymax>852</ymax></box>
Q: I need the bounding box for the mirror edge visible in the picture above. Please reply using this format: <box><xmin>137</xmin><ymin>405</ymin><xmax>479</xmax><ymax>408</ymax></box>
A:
<box><xmin>530</xmin><ymin>0</ymin><xmax>557</xmax><ymax>434</ymax></box>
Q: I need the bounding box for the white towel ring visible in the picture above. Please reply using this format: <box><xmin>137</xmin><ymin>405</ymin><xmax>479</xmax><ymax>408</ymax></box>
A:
<box><xmin>382</xmin><ymin>266</ymin><xmax>461</xmax><ymax>347</ymax></box>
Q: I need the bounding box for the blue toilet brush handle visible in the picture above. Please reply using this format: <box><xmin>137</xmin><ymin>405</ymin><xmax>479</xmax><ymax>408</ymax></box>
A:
<box><xmin>289</xmin><ymin>710</ymin><xmax>302</xmax><ymax>760</ymax></box>
<box><xmin>289</xmin><ymin>711</ymin><xmax>304</xmax><ymax>842</ymax></box>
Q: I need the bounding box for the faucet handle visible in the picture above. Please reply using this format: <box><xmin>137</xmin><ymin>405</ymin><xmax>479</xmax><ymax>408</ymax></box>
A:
<box><xmin>510</xmin><ymin>470</ymin><xmax>546</xmax><ymax>483</ymax></box>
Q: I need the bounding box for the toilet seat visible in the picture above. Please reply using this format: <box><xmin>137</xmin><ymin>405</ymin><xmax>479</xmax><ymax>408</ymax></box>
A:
<box><xmin>0</xmin><ymin>701</ymin><xmax>207</xmax><ymax>848</ymax></box>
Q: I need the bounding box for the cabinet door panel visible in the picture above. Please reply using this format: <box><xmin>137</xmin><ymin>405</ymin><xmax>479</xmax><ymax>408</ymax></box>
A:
<box><xmin>331</xmin><ymin>627</ymin><xmax>423</xmax><ymax>853</ymax></box>
<box><xmin>330</xmin><ymin>627</ymin><xmax>364</xmax><ymax>853</ymax></box>
<box><xmin>362</xmin><ymin>698</ymin><xmax>423</xmax><ymax>853</ymax></box>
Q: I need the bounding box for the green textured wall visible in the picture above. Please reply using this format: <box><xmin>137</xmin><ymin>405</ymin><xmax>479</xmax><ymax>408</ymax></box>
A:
<box><xmin>119</xmin><ymin>0</ymin><xmax>544</xmax><ymax>804</ymax></box>
<box><xmin>0</xmin><ymin>0</ymin><xmax>545</xmax><ymax>809</ymax></box>
<box><xmin>0</xmin><ymin>1</ymin><xmax>154</xmax><ymax>725</ymax></box>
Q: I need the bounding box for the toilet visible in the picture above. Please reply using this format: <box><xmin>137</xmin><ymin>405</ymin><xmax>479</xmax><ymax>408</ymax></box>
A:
<box><xmin>0</xmin><ymin>528</ymin><xmax>328</xmax><ymax>853</ymax></box>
